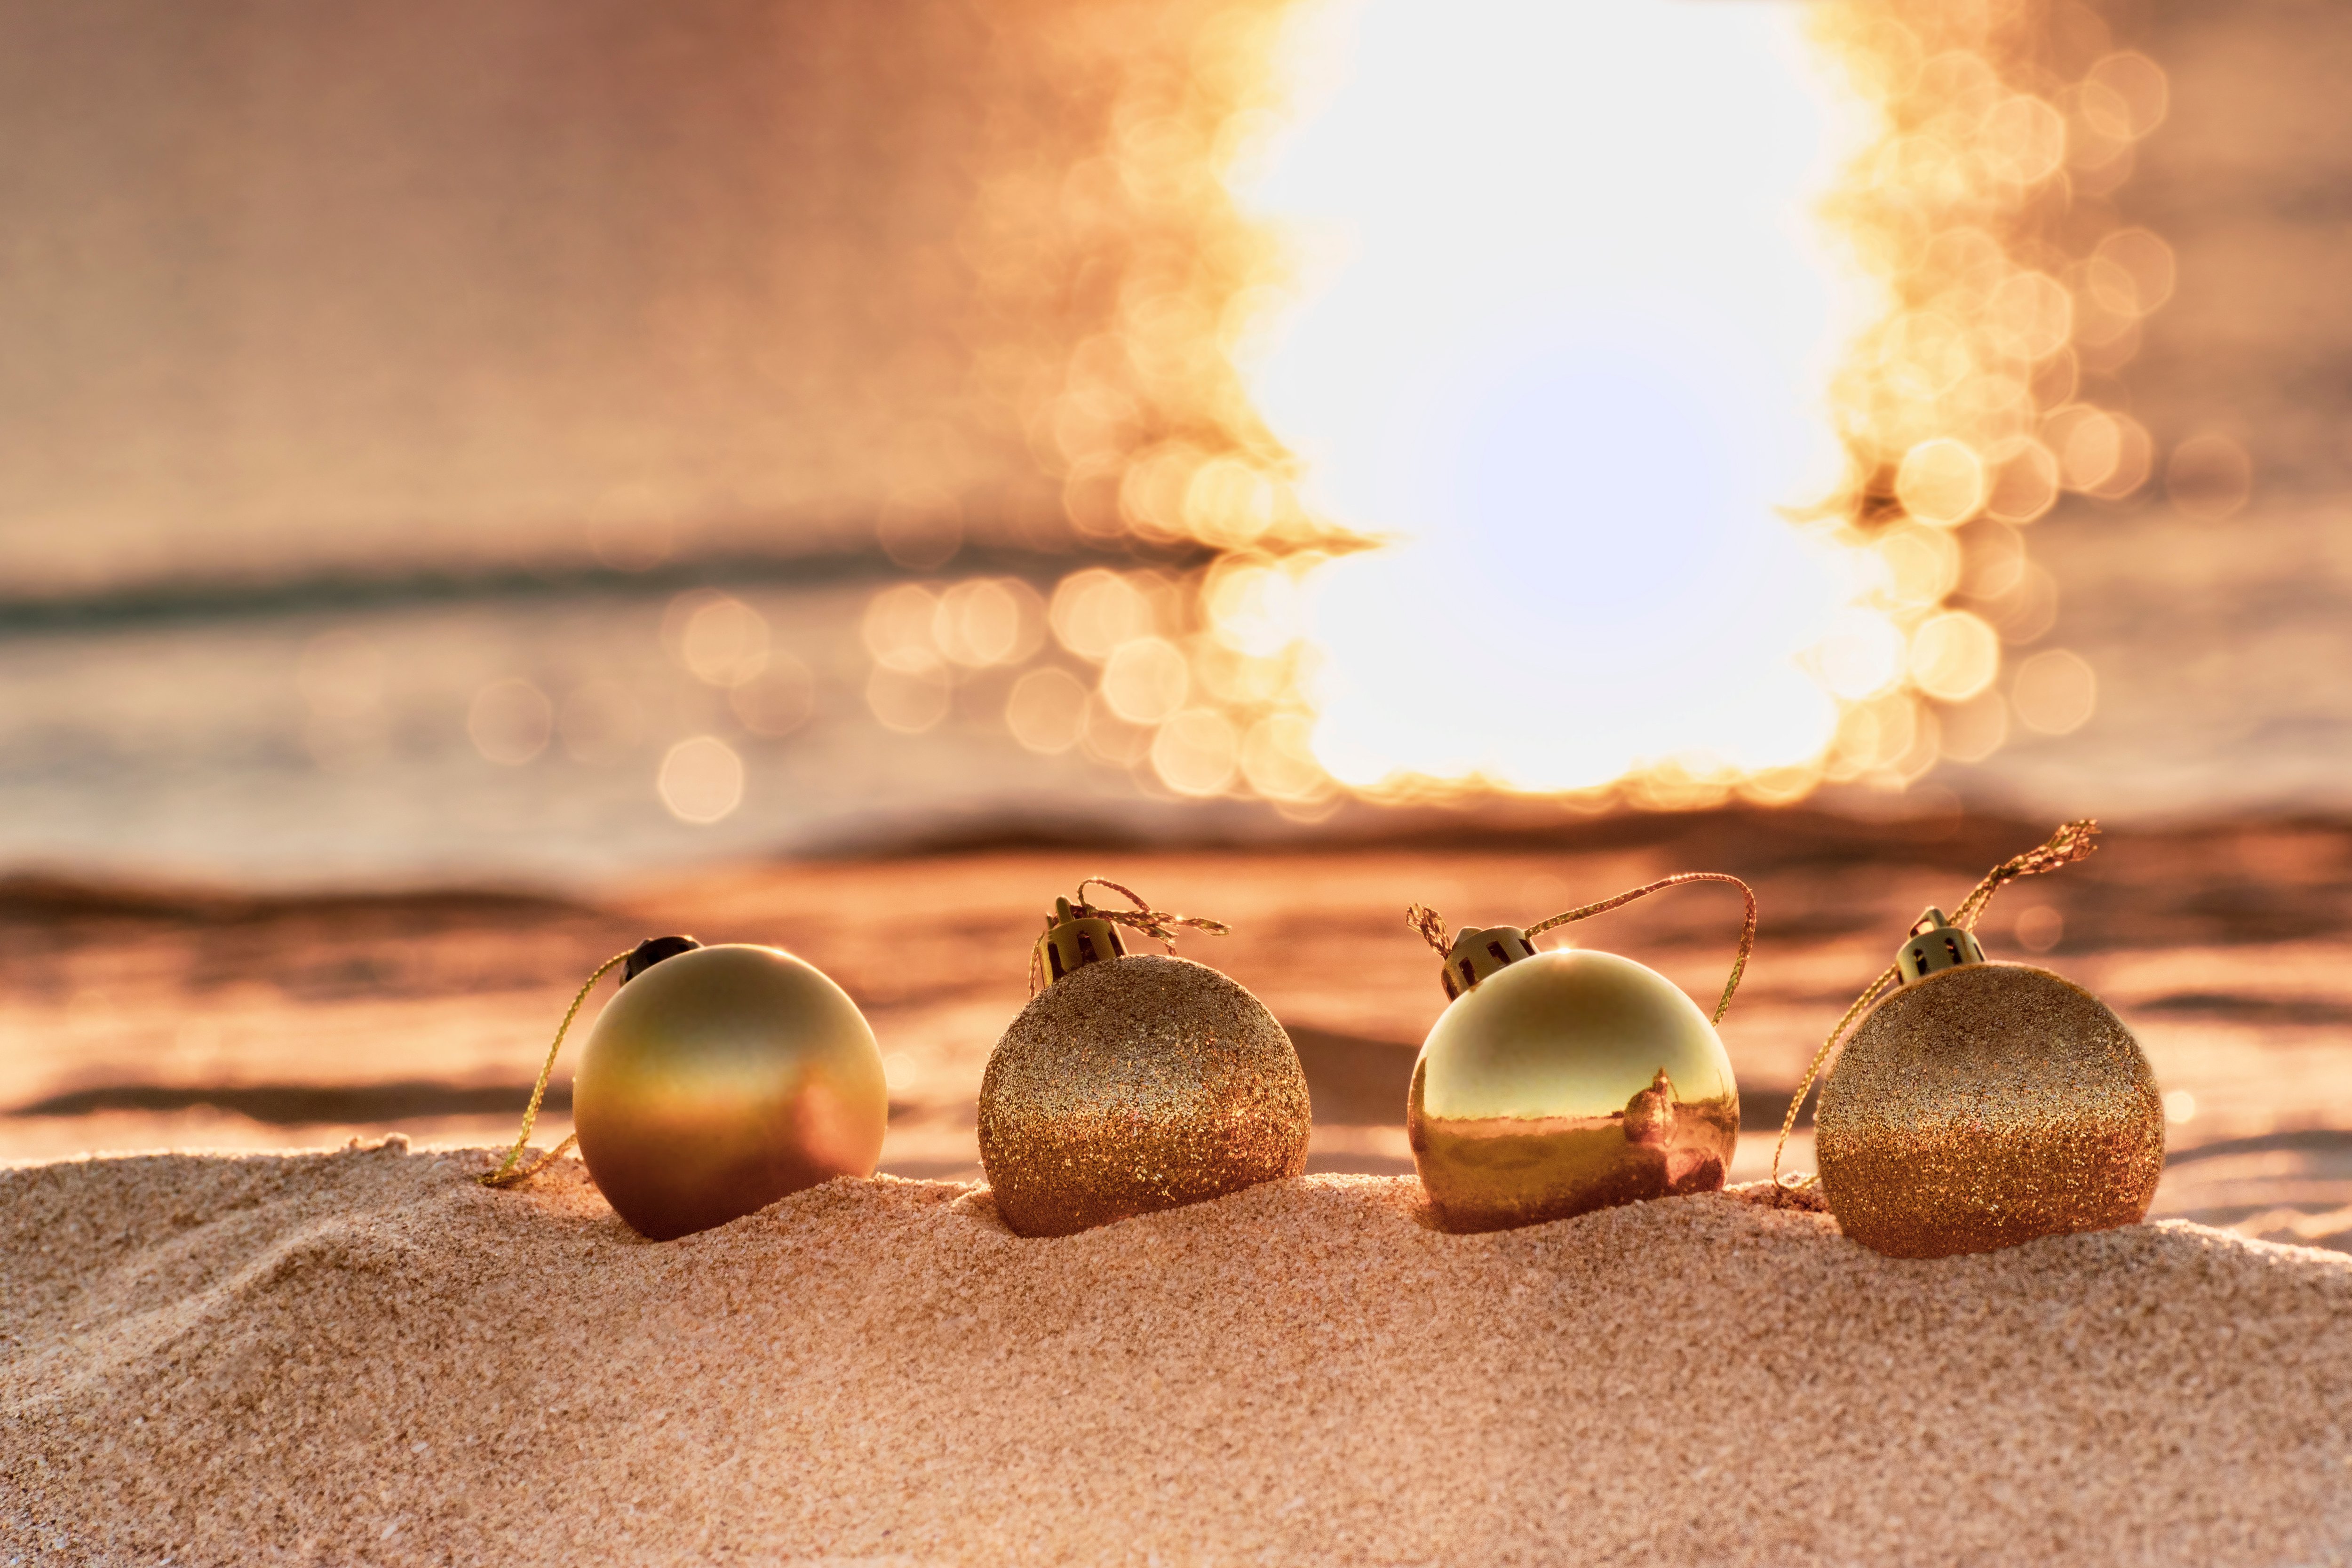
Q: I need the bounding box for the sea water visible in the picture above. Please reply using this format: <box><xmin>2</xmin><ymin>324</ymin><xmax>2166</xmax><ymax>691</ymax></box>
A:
<box><xmin>0</xmin><ymin>568</ymin><xmax>1189</xmax><ymax>887</ymax></box>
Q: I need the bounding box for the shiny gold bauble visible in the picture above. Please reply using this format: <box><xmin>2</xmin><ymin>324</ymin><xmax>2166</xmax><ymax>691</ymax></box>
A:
<box><xmin>1410</xmin><ymin>949</ymin><xmax>1739</xmax><ymax>1233</ymax></box>
<box><xmin>574</xmin><ymin>944</ymin><xmax>887</xmax><ymax>1241</ymax></box>
<box><xmin>1817</xmin><ymin>962</ymin><xmax>2164</xmax><ymax>1259</ymax></box>
<box><xmin>978</xmin><ymin>953</ymin><xmax>1311</xmax><ymax>1238</ymax></box>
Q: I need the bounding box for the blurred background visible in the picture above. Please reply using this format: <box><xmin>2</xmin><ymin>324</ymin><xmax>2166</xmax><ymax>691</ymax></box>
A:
<box><xmin>3</xmin><ymin>0</ymin><xmax>2347</xmax><ymax>1249</ymax></box>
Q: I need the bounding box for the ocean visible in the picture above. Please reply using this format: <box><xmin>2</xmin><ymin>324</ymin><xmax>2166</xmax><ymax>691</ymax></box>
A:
<box><xmin>3</xmin><ymin>491</ymin><xmax>2350</xmax><ymax>894</ymax></box>
<box><xmin>0</xmin><ymin>557</ymin><xmax>1257</xmax><ymax>888</ymax></box>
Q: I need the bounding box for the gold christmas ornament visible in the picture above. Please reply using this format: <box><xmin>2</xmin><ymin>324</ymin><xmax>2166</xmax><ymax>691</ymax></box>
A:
<box><xmin>1403</xmin><ymin>873</ymin><xmax>1756</xmax><ymax>1234</ymax></box>
<box><xmin>1778</xmin><ymin>821</ymin><xmax>2167</xmax><ymax>1259</ymax></box>
<box><xmin>979</xmin><ymin>879</ymin><xmax>1311</xmax><ymax>1238</ymax></box>
<box><xmin>484</xmin><ymin>937</ymin><xmax>887</xmax><ymax>1242</ymax></box>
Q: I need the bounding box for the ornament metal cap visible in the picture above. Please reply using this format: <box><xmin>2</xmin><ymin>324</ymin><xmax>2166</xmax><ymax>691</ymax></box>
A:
<box><xmin>623</xmin><ymin>934</ymin><xmax>703</xmax><ymax>983</ymax></box>
<box><xmin>1896</xmin><ymin>908</ymin><xmax>1985</xmax><ymax>984</ymax></box>
<box><xmin>1436</xmin><ymin>924</ymin><xmax>1539</xmax><ymax>1000</ymax></box>
<box><xmin>1025</xmin><ymin>878</ymin><xmax>1231</xmax><ymax>995</ymax></box>
<box><xmin>1034</xmin><ymin>896</ymin><xmax>1128</xmax><ymax>986</ymax></box>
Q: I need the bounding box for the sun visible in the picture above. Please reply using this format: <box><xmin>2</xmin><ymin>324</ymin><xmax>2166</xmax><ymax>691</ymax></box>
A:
<box><xmin>1231</xmin><ymin>0</ymin><xmax>1877</xmax><ymax>802</ymax></box>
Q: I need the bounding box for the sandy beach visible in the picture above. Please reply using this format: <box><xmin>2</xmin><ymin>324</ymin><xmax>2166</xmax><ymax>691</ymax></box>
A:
<box><xmin>2</xmin><ymin>0</ymin><xmax>2350</xmax><ymax>1557</ymax></box>
<box><xmin>6</xmin><ymin>809</ymin><xmax>2350</xmax><ymax>1562</ymax></box>
<box><xmin>6</xmin><ymin>16</ymin><xmax>2352</xmax><ymax>1553</ymax></box>
<box><xmin>6</xmin><ymin>1144</ymin><xmax>2349</xmax><ymax>1567</ymax></box>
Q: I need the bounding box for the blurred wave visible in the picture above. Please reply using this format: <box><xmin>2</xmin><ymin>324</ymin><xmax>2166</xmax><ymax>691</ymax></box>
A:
<box><xmin>0</xmin><ymin>541</ymin><xmax>1209</xmax><ymax>637</ymax></box>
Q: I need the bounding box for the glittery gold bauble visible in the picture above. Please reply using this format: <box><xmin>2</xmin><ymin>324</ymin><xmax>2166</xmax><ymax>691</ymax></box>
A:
<box><xmin>1817</xmin><ymin>962</ymin><xmax>2164</xmax><ymax>1259</ymax></box>
<box><xmin>1410</xmin><ymin>947</ymin><xmax>1739</xmax><ymax>1234</ymax></box>
<box><xmin>574</xmin><ymin>944</ymin><xmax>887</xmax><ymax>1241</ymax></box>
<box><xmin>979</xmin><ymin>954</ymin><xmax>1311</xmax><ymax>1238</ymax></box>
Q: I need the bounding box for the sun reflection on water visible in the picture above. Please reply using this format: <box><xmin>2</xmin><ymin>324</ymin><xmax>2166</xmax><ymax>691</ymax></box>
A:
<box><xmin>1235</xmin><ymin>0</ymin><xmax>1863</xmax><ymax>802</ymax></box>
<box><xmin>844</xmin><ymin>0</ymin><xmax>2175</xmax><ymax>814</ymax></box>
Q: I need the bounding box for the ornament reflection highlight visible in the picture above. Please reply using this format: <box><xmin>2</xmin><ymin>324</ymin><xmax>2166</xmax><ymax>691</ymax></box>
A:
<box><xmin>1410</xmin><ymin>948</ymin><xmax>1738</xmax><ymax>1233</ymax></box>
<box><xmin>574</xmin><ymin>944</ymin><xmax>886</xmax><ymax>1241</ymax></box>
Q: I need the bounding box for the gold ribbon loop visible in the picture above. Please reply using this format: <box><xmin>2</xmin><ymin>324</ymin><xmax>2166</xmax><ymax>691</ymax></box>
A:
<box><xmin>480</xmin><ymin>950</ymin><xmax>632</xmax><ymax>1189</ymax></box>
<box><xmin>1409</xmin><ymin>869</ymin><xmax>1759</xmax><ymax>1025</ymax></box>
<box><xmin>1770</xmin><ymin>819</ymin><xmax>2101</xmax><ymax>1190</ymax></box>
<box><xmin>1027</xmin><ymin>878</ymin><xmax>1231</xmax><ymax>994</ymax></box>
<box><xmin>1071</xmin><ymin>876</ymin><xmax>1232</xmax><ymax>949</ymax></box>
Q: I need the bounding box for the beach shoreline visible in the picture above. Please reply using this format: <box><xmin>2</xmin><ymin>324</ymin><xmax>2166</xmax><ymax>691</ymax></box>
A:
<box><xmin>8</xmin><ymin>812</ymin><xmax>2349</xmax><ymax>1249</ymax></box>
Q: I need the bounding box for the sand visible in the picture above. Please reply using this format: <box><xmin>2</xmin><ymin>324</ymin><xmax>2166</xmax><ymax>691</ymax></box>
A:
<box><xmin>6</xmin><ymin>1141</ymin><xmax>2351</xmax><ymax>1567</ymax></box>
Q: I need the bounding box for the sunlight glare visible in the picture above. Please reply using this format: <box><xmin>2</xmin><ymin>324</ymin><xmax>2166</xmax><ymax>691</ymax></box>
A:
<box><xmin>1236</xmin><ymin>0</ymin><xmax>1869</xmax><ymax>795</ymax></box>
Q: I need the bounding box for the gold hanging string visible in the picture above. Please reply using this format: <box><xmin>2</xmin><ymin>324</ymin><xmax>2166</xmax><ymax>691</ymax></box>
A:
<box><xmin>1765</xmin><ymin>961</ymin><xmax>1899</xmax><ymax>1194</ymax></box>
<box><xmin>1408</xmin><ymin>869</ymin><xmax>1759</xmax><ymax>1025</ymax></box>
<box><xmin>1770</xmin><ymin>818</ymin><xmax>2102</xmax><ymax>1190</ymax></box>
<box><xmin>1073</xmin><ymin>876</ymin><xmax>1232</xmax><ymax>949</ymax></box>
<box><xmin>1949</xmin><ymin>817</ymin><xmax>2100</xmax><ymax>929</ymax></box>
<box><xmin>1405</xmin><ymin>903</ymin><xmax>1452</xmax><ymax>958</ymax></box>
<box><xmin>1527</xmin><ymin>873</ymin><xmax>1757</xmax><ymax>1026</ymax></box>
<box><xmin>1028</xmin><ymin>877</ymin><xmax>1232</xmax><ymax>993</ymax></box>
<box><xmin>479</xmin><ymin>950</ymin><xmax>632</xmax><ymax>1188</ymax></box>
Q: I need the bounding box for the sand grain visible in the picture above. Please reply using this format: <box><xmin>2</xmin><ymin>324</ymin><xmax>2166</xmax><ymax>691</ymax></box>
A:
<box><xmin>4</xmin><ymin>1142</ymin><xmax>2350</xmax><ymax>1566</ymax></box>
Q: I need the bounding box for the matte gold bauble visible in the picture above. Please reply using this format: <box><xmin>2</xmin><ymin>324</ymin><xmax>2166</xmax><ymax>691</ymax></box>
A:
<box><xmin>1410</xmin><ymin>946</ymin><xmax>1739</xmax><ymax>1233</ymax></box>
<box><xmin>573</xmin><ymin>942</ymin><xmax>887</xmax><ymax>1241</ymax></box>
<box><xmin>979</xmin><ymin>893</ymin><xmax>1310</xmax><ymax>1237</ymax></box>
<box><xmin>1818</xmin><ymin>951</ymin><xmax>2164</xmax><ymax>1260</ymax></box>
